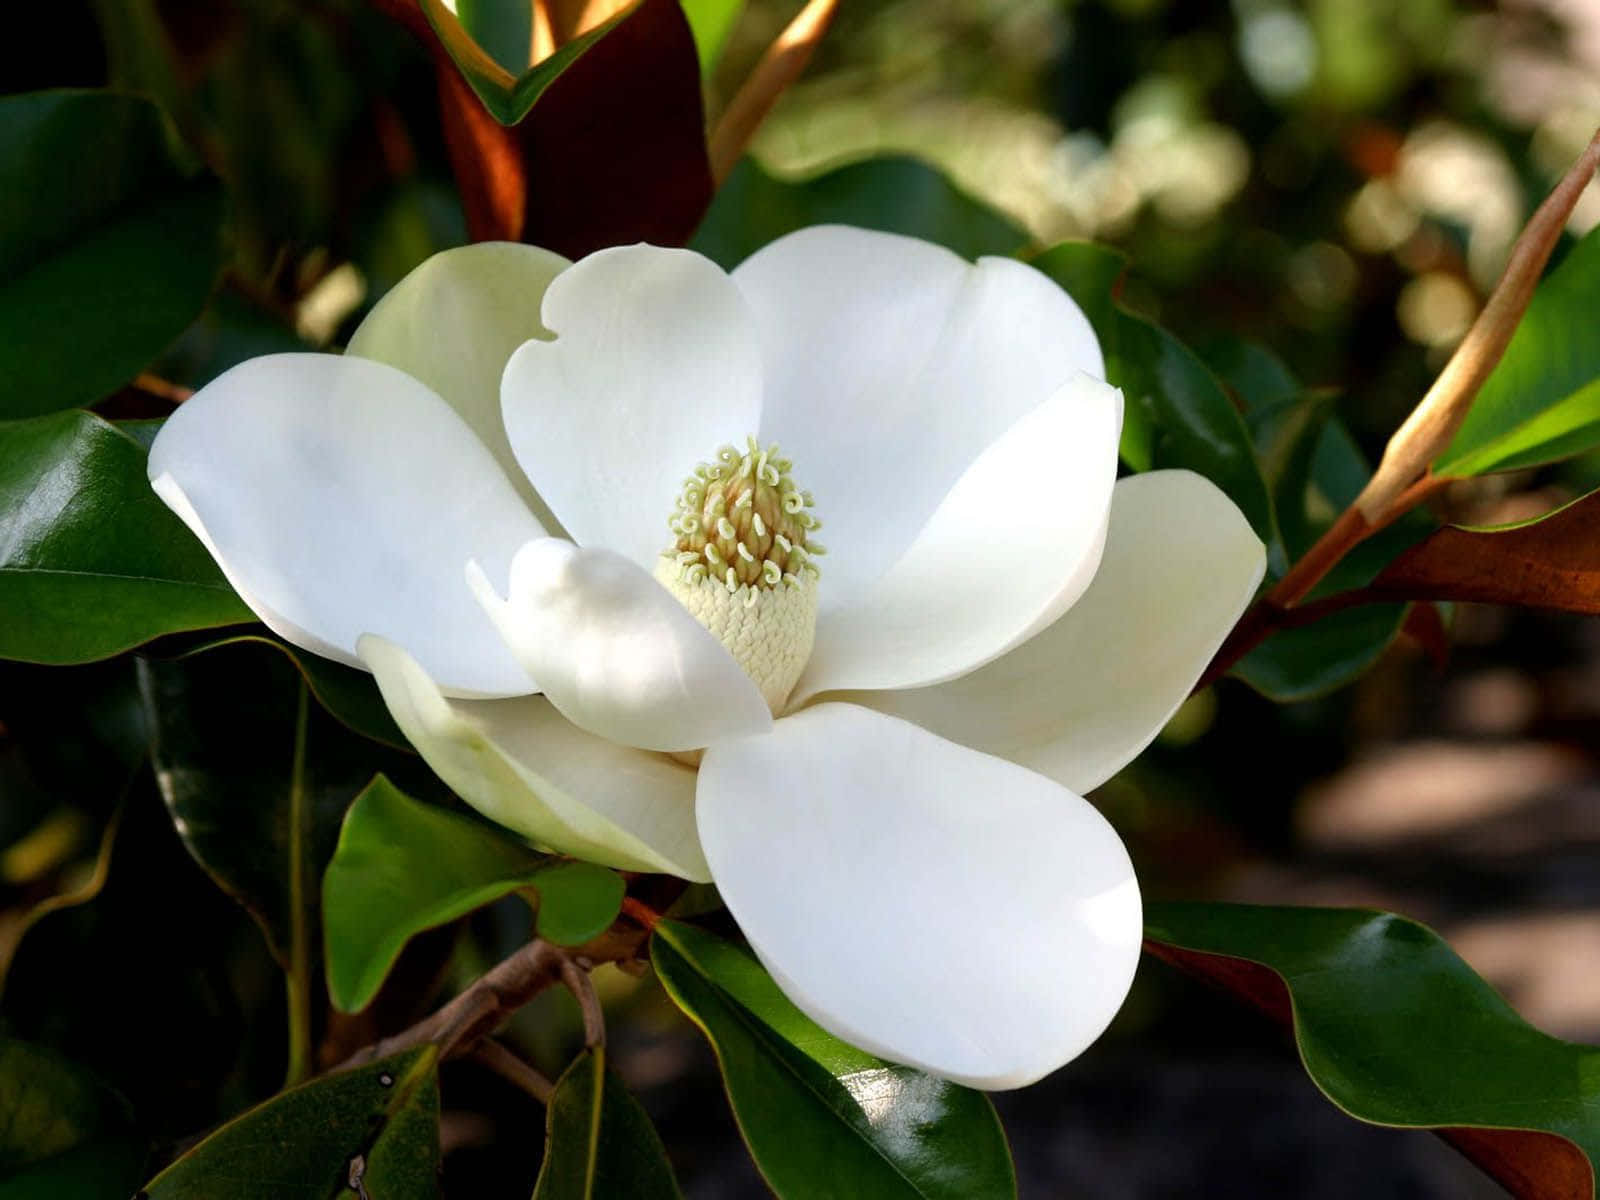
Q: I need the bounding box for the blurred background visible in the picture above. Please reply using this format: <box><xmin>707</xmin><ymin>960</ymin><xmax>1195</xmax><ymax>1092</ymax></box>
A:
<box><xmin>5</xmin><ymin>0</ymin><xmax>1600</xmax><ymax>1194</ymax></box>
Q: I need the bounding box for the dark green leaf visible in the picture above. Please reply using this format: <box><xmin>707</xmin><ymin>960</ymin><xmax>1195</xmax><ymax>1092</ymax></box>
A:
<box><xmin>1227</xmin><ymin>398</ymin><xmax>1434</xmax><ymax>701</ymax></box>
<box><xmin>693</xmin><ymin>155</ymin><xmax>1029</xmax><ymax>270</ymax></box>
<box><xmin>323</xmin><ymin>776</ymin><xmax>623</xmax><ymax>1013</ymax></box>
<box><xmin>141</xmin><ymin>1049</ymin><xmax>441</xmax><ymax>1199</ymax></box>
<box><xmin>1438</xmin><ymin>227</ymin><xmax>1600</xmax><ymax>476</ymax></box>
<box><xmin>652</xmin><ymin>921</ymin><xmax>1017</xmax><ymax>1200</ymax></box>
<box><xmin>422</xmin><ymin>0</ymin><xmax>633</xmax><ymax>126</ymax></box>
<box><xmin>1231</xmin><ymin>603</ymin><xmax>1411</xmax><ymax>702</ymax></box>
<box><xmin>1145</xmin><ymin>903</ymin><xmax>1600</xmax><ymax>1198</ymax></box>
<box><xmin>183</xmin><ymin>631</ymin><xmax>408</xmax><ymax>750</ymax></box>
<box><xmin>137</xmin><ymin>641</ymin><xmax>431</xmax><ymax>969</ymax></box>
<box><xmin>1030</xmin><ymin>242</ymin><xmax>1275</xmax><ymax>544</ymax></box>
<box><xmin>1198</xmin><ymin>335</ymin><xmax>1303</xmax><ymax>416</ymax></box>
<box><xmin>532</xmin><ymin>1048</ymin><xmax>681</xmax><ymax>1200</ymax></box>
<box><xmin>0</xmin><ymin>1036</ymin><xmax>144</xmax><ymax>1200</ymax></box>
<box><xmin>0</xmin><ymin>90</ymin><xmax>222</xmax><ymax>417</ymax></box>
<box><xmin>681</xmin><ymin>0</ymin><xmax>743</xmax><ymax>72</ymax></box>
<box><xmin>0</xmin><ymin>410</ymin><xmax>250</xmax><ymax>664</ymax></box>
<box><xmin>454</xmin><ymin>0</ymin><xmax>533</xmax><ymax>74</ymax></box>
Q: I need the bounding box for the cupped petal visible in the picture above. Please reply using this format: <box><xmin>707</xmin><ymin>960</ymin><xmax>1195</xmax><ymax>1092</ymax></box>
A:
<box><xmin>346</xmin><ymin>241</ymin><xmax>571</xmax><ymax>532</ymax></box>
<box><xmin>734</xmin><ymin>226</ymin><xmax>1105</xmax><ymax>596</ymax></box>
<box><xmin>148</xmin><ymin>352</ymin><xmax>545</xmax><ymax>697</ymax></box>
<box><xmin>697</xmin><ymin>703</ymin><xmax>1141</xmax><ymax>1090</ymax></box>
<box><xmin>789</xmin><ymin>373</ymin><xmax>1122</xmax><ymax>704</ymax></box>
<box><xmin>840</xmin><ymin>470</ymin><xmax>1267</xmax><ymax>793</ymax></box>
<box><xmin>468</xmin><ymin>538</ymin><xmax>772</xmax><ymax>752</ymax></box>
<box><xmin>359</xmin><ymin>635</ymin><xmax>709</xmax><ymax>880</ymax></box>
<box><xmin>501</xmin><ymin>244</ymin><xmax>762</xmax><ymax>568</ymax></box>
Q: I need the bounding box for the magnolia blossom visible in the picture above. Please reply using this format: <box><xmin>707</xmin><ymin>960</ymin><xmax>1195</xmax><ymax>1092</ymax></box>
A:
<box><xmin>148</xmin><ymin>227</ymin><xmax>1265</xmax><ymax>1089</ymax></box>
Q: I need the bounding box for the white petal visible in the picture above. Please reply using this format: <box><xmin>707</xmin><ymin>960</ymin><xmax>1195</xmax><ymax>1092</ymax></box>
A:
<box><xmin>359</xmin><ymin>636</ymin><xmax>709</xmax><ymax>880</ymax></box>
<box><xmin>842</xmin><ymin>470</ymin><xmax>1267</xmax><ymax>793</ymax></box>
<box><xmin>501</xmin><ymin>244</ymin><xmax>762</xmax><ymax>568</ymax></box>
<box><xmin>734</xmin><ymin>226</ymin><xmax>1104</xmax><ymax>597</ymax></box>
<box><xmin>697</xmin><ymin>703</ymin><xmax>1141</xmax><ymax>1089</ymax></box>
<box><xmin>468</xmin><ymin>538</ymin><xmax>772</xmax><ymax>752</ymax></box>
<box><xmin>346</xmin><ymin>242</ymin><xmax>572</xmax><ymax>532</ymax></box>
<box><xmin>148</xmin><ymin>353</ymin><xmax>544</xmax><ymax>697</ymax></box>
<box><xmin>790</xmin><ymin>373</ymin><xmax>1121</xmax><ymax>703</ymax></box>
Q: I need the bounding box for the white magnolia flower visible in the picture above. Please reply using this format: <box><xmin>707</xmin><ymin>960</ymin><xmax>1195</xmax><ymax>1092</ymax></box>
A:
<box><xmin>148</xmin><ymin>227</ymin><xmax>1265</xmax><ymax>1090</ymax></box>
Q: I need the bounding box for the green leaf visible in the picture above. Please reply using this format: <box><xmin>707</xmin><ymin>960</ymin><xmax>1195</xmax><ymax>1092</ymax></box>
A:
<box><xmin>136</xmin><ymin>637</ymin><xmax>438</xmax><ymax>1069</ymax></box>
<box><xmin>141</xmin><ymin>1049</ymin><xmax>441</xmax><ymax>1199</ymax></box>
<box><xmin>0</xmin><ymin>410</ymin><xmax>251</xmax><ymax>665</ymax></box>
<box><xmin>0</xmin><ymin>1036</ymin><xmax>145</xmax><ymax>1200</ymax></box>
<box><xmin>323</xmin><ymin>776</ymin><xmax>624</xmax><ymax>1013</ymax></box>
<box><xmin>532</xmin><ymin>1048</ymin><xmax>682</xmax><ymax>1200</ymax></box>
<box><xmin>1438</xmin><ymin>227</ymin><xmax>1600</xmax><ymax>476</ymax></box>
<box><xmin>422</xmin><ymin>0</ymin><xmax>633</xmax><ymax>126</ymax></box>
<box><xmin>651</xmin><ymin>921</ymin><xmax>1016</xmax><ymax>1200</ymax></box>
<box><xmin>1030</xmin><ymin>242</ymin><xmax>1275</xmax><ymax>545</ymax></box>
<box><xmin>680</xmin><ymin>0</ymin><xmax>743</xmax><ymax>72</ymax></box>
<box><xmin>530</xmin><ymin>861</ymin><xmax>627</xmax><ymax>947</ymax></box>
<box><xmin>182</xmin><ymin>631</ymin><xmax>408</xmax><ymax>751</ymax></box>
<box><xmin>0</xmin><ymin>90</ymin><xmax>223</xmax><ymax>417</ymax></box>
<box><xmin>454</xmin><ymin>0</ymin><xmax>533</xmax><ymax>74</ymax></box>
<box><xmin>1145</xmin><ymin>903</ymin><xmax>1600</xmax><ymax>1198</ymax></box>
<box><xmin>1231</xmin><ymin>603</ymin><xmax>1411</xmax><ymax>702</ymax></box>
<box><xmin>692</xmin><ymin>155</ymin><xmax>1029</xmax><ymax>270</ymax></box>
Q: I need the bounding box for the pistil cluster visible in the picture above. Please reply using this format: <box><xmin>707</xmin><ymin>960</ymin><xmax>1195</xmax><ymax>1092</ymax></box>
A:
<box><xmin>665</xmin><ymin>437</ymin><xmax>823</xmax><ymax>593</ymax></box>
<box><xmin>655</xmin><ymin>437</ymin><xmax>823</xmax><ymax>713</ymax></box>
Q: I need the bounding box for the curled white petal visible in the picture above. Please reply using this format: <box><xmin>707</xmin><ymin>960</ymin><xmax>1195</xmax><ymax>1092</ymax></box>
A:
<box><xmin>735</xmin><ymin>226</ymin><xmax>1105</xmax><ymax>597</ymax></box>
<box><xmin>469</xmin><ymin>538</ymin><xmax>772</xmax><ymax>752</ymax></box>
<box><xmin>842</xmin><ymin>470</ymin><xmax>1267</xmax><ymax>793</ymax></box>
<box><xmin>501</xmin><ymin>244</ymin><xmax>761</xmax><ymax>568</ymax></box>
<box><xmin>345</xmin><ymin>241</ymin><xmax>571</xmax><ymax>531</ymax></box>
<box><xmin>148</xmin><ymin>352</ymin><xmax>544</xmax><ymax>697</ymax></box>
<box><xmin>696</xmin><ymin>703</ymin><xmax>1142</xmax><ymax>1090</ymax></box>
<box><xmin>791</xmin><ymin>373</ymin><xmax>1122</xmax><ymax>703</ymax></box>
<box><xmin>359</xmin><ymin>635</ymin><xmax>710</xmax><ymax>881</ymax></box>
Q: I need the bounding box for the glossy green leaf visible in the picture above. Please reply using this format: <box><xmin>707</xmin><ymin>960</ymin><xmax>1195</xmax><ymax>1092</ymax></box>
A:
<box><xmin>0</xmin><ymin>90</ymin><xmax>222</xmax><ymax>417</ymax></box>
<box><xmin>692</xmin><ymin>155</ymin><xmax>1029</xmax><ymax>270</ymax></box>
<box><xmin>532</xmin><ymin>1048</ymin><xmax>681</xmax><ymax>1200</ymax></box>
<box><xmin>141</xmin><ymin>1049</ymin><xmax>440</xmax><ymax>1199</ymax></box>
<box><xmin>182</xmin><ymin>632</ymin><xmax>408</xmax><ymax>750</ymax></box>
<box><xmin>323</xmin><ymin>776</ymin><xmax>624</xmax><ymax>1013</ymax></box>
<box><xmin>1145</xmin><ymin>903</ymin><xmax>1600</xmax><ymax>1199</ymax></box>
<box><xmin>1438</xmin><ymin>227</ymin><xmax>1600</xmax><ymax>476</ymax></box>
<box><xmin>137</xmin><ymin>638</ymin><xmax>438</xmax><ymax>1044</ymax></box>
<box><xmin>681</xmin><ymin>0</ymin><xmax>743</xmax><ymax>72</ymax></box>
<box><xmin>0</xmin><ymin>1036</ymin><xmax>144</xmax><ymax>1200</ymax></box>
<box><xmin>0</xmin><ymin>410</ymin><xmax>250</xmax><ymax>665</ymax></box>
<box><xmin>1030</xmin><ymin>242</ymin><xmax>1275</xmax><ymax>545</ymax></box>
<box><xmin>422</xmin><ymin>0</ymin><xmax>633</xmax><ymax>126</ymax></box>
<box><xmin>651</xmin><ymin>921</ymin><xmax>1017</xmax><ymax>1200</ymax></box>
<box><xmin>1231</xmin><ymin>603</ymin><xmax>1411</xmax><ymax>702</ymax></box>
<box><xmin>1199</xmin><ymin>335</ymin><xmax>1302</xmax><ymax>415</ymax></box>
<box><xmin>455</xmin><ymin>0</ymin><xmax>533</xmax><ymax>74</ymax></box>
<box><xmin>530</xmin><ymin>861</ymin><xmax>628</xmax><ymax>947</ymax></box>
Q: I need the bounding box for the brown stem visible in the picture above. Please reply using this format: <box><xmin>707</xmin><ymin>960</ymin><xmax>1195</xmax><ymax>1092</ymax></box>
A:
<box><xmin>559</xmin><ymin>954</ymin><xmax>607</xmax><ymax>1049</ymax></box>
<box><xmin>132</xmin><ymin>373</ymin><xmax>194</xmax><ymax>405</ymax></box>
<box><xmin>471</xmin><ymin>1039</ymin><xmax>556</xmax><ymax>1103</ymax></box>
<box><xmin>708</xmin><ymin>0</ymin><xmax>839</xmax><ymax>185</ymax></box>
<box><xmin>1354</xmin><ymin>128</ymin><xmax>1600</xmax><ymax>520</ymax></box>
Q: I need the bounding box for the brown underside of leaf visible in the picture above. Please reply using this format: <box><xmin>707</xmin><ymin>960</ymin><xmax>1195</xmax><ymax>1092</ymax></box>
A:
<box><xmin>1372</xmin><ymin>491</ymin><xmax>1600</xmax><ymax>614</ymax></box>
<box><xmin>1143</xmin><ymin>939</ymin><xmax>1595</xmax><ymax>1200</ymax></box>
<box><xmin>378</xmin><ymin>0</ymin><xmax>712</xmax><ymax>254</ymax></box>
